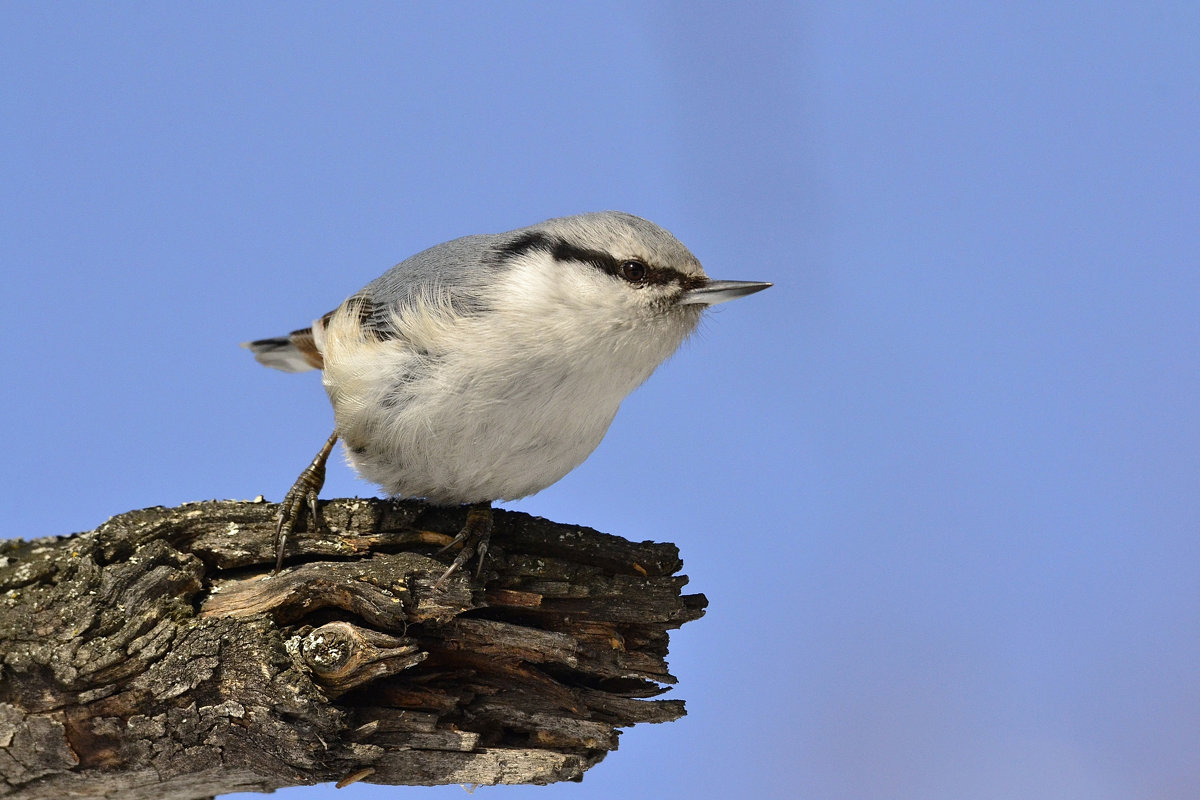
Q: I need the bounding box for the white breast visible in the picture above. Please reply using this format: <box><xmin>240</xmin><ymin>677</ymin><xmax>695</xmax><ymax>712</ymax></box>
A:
<box><xmin>318</xmin><ymin>254</ymin><xmax>700</xmax><ymax>505</ymax></box>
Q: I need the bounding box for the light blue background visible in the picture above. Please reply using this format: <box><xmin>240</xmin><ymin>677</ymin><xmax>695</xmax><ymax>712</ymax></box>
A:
<box><xmin>3</xmin><ymin>3</ymin><xmax>1198</xmax><ymax>799</ymax></box>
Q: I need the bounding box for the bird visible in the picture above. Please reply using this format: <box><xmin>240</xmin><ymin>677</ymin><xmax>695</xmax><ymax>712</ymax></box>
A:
<box><xmin>244</xmin><ymin>211</ymin><xmax>771</xmax><ymax>584</ymax></box>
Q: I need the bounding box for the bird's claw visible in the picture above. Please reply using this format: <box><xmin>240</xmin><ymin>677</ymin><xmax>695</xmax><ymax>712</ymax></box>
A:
<box><xmin>274</xmin><ymin>477</ymin><xmax>320</xmax><ymax>573</ymax></box>
<box><xmin>273</xmin><ymin>431</ymin><xmax>338</xmax><ymax>573</ymax></box>
<box><xmin>432</xmin><ymin>503</ymin><xmax>493</xmax><ymax>589</ymax></box>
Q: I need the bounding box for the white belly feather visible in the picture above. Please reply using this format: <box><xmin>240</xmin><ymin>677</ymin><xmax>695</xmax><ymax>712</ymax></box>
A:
<box><xmin>318</xmin><ymin>256</ymin><xmax>699</xmax><ymax>504</ymax></box>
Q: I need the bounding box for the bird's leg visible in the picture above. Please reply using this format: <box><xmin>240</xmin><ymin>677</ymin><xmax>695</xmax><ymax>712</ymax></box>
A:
<box><xmin>432</xmin><ymin>502</ymin><xmax>493</xmax><ymax>588</ymax></box>
<box><xmin>273</xmin><ymin>430</ymin><xmax>338</xmax><ymax>573</ymax></box>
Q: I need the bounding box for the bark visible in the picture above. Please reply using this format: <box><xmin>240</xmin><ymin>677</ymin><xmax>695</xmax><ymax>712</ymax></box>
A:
<box><xmin>0</xmin><ymin>498</ymin><xmax>705</xmax><ymax>799</ymax></box>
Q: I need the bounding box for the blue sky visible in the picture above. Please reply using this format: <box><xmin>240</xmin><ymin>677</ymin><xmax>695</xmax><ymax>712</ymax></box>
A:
<box><xmin>3</xmin><ymin>3</ymin><xmax>1198</xmax><ymax>799</ymax></box>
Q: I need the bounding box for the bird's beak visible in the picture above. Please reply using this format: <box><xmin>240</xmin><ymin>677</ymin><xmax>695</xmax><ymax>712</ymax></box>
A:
<box><xmin>677</xmin><ymin>280</ymin><xmax>773</xmax><ymax>306</ymax></box>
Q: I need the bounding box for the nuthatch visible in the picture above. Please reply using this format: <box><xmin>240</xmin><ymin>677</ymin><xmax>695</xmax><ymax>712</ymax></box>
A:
<box><xmin>245</xmin><ymin>211</ymin><xmax>771</xmax><ymax>583</ymax></box>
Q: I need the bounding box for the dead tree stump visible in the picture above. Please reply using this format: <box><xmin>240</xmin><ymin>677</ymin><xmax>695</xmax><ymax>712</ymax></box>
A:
<box><xmin>0</xmin><ymin>498</ymin><xmax>706</xmax><ymax>799</ymax></box>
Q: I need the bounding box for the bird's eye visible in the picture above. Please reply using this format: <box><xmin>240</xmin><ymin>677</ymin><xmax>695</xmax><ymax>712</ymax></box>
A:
<box><xmin>618</xmin><ymin>260</ymin><xmax>648</xmax><ymax>284</ymax></box>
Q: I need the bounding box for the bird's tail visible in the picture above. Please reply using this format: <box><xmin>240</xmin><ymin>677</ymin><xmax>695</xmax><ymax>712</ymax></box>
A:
<box><xmin>241</xmin><ymin>327</ymin><xmax>324</xmax><ymax>372</ymax></box>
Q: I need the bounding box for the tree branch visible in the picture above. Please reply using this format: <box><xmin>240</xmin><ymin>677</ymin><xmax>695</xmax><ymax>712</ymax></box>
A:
<box><xmin>0</xmin><ymin>499</ymin><xmax>705</xmax><ymax>799</ymax></box>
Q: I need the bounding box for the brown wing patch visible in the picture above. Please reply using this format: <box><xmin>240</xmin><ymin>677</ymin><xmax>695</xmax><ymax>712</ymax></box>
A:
<box><xmin>287</xmin><ymin>325</ymin><xmax>325</xmax><ymax>370</ymax></box>
<box><xmin>297</xmin><ymin>295</ymin><xmax>400</xmax><ymax>371</ymax></box>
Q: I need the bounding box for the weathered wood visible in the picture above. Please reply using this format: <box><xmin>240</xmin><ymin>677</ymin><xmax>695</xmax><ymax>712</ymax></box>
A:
<box><xmin>0</xmin><ymin>498</ymin><xmax>705</xmax><ymax>799</ymax></box>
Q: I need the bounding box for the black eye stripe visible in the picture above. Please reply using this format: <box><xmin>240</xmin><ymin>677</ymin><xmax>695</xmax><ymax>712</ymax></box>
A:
<box><xmin>496</xmin><ymin>232</ymin><xmax>703</xmax><ymax>289</ymax></box>
<box><xmin>497</xmin><ymin>231</ymin><xmax>554</xmax><ymax>261</ymax></box>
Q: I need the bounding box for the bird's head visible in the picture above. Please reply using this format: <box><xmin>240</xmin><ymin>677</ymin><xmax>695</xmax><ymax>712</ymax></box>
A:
<box><xmin>490</xmin><ymin>211</ymin><xmax>771</xmax><ymax>334</ymax></box>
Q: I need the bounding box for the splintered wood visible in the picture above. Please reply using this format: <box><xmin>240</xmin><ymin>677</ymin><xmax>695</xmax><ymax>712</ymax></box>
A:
<box><xmin>0</xmin><ymin>498</ymin><xmax>705</xmax><ymax>798</ymax></box>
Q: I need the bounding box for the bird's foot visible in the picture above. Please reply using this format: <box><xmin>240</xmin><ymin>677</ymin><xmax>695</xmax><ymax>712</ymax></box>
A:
<box><xmin>432</xmin><ymin>502</ymin><xmax>493</xmax><ymax>588</ymax></box>
<box><xmin>273</xmin><ymin>430</ymin><xmax>338</xmax><ymax>573</ymax></box>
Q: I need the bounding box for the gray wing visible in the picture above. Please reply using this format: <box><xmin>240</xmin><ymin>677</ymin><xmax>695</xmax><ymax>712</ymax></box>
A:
<box><xmin>357</xmin><ymin>231</ymin><xmax>512</xmax><ymax>336</ymax></box>
<box><xmin>245</xmin><ymin>230</ymin><xmax>520</xmax><ymax>370</ymax></box>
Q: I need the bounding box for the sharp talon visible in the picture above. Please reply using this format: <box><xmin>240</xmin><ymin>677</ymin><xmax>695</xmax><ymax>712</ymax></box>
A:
<box><xmin>436</xmin><ymin>528</ymin><xmax>469</xmax><ymax>555</ymax></box>
<box><xmin>431</xmin><ymin>502</ymin><xmax>493</xmax><ymax>589</ymax></box>
<box><xmin>272</xmin><ymin>430</ymin><xmax>338</xmax><ymax>574</ymax></box>
<box><xmin>274</xmin><ymin>517</ymin><xmax>287</xmax><ymax>574</ymax></box>
<box><xmin>431</xmin><ymin>564</ymin><xmax>455</xmax><ymax>591</ymax></box>
<box><xmin>474</xmin><ymin>537</ymin><xmax>489</xmax><ymax>579</ymax></box>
